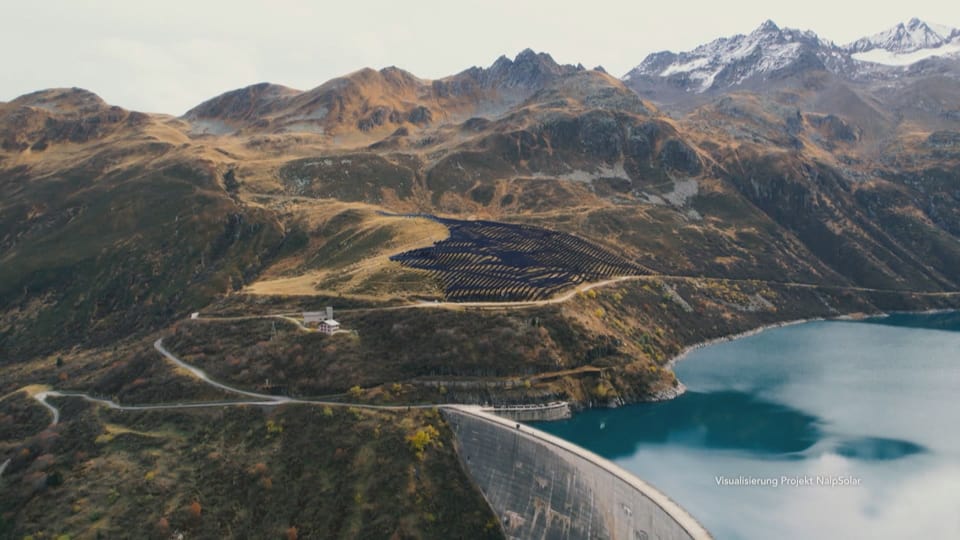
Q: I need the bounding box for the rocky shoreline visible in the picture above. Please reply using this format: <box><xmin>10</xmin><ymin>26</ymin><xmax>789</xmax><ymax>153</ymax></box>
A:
<box><xmin>637</xmin><ymin>381</ymin><xmax>687</xmax><ymax>403</ymax></box>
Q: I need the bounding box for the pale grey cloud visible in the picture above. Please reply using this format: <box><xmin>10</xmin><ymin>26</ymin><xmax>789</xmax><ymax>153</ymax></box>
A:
<box><xmin>2</xmin><ymin>0</ymin><xmax>958</xmax><ymax>114</ymax></box>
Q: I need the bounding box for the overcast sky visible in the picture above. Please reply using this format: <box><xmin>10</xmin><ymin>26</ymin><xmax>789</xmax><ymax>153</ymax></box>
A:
<box><xmin>3</xmin><ymin>0</ymin><xmax>958</xmax><ymax>114</ymax></box>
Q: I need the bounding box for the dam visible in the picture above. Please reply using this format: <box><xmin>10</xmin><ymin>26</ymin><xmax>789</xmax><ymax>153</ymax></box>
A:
<box><xmin>443</xmin><ymin>406</ymin><xmax>712</xmax><ymax>540</ymax></box>
<box><xmin>486</xmin><ymin>401</ymin><xmax>573</xmax><ymax>422</ymax></box>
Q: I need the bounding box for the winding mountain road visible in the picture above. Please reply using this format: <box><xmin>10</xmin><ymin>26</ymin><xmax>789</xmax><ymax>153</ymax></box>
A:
<box><xmin>224</xmin><ymin>273</ymin><xmax>960</xmax><ymax>318</ymax></box>
<box><xmin>27</xmin><ymin>339</ymin><xmax>457</xmax><ymax>427</ymax></box>
<box><xmin>411</xmin><ymin>274</ymin><xmax>960</xmax><ymax>310</ymax></box>
<box><xmin>32</xmin><ymin>391</ymin><xmax>61</xmax><ymax>425</ymax></box>
<box><xmin>18</xmin><ymin>271</ymin><xmax>960</xmax><ymax>427</ymax></box>
<box><xmin>153</xmin><ymin>339</ymin><xmax>291</xmax><ymax>402</ymax></box>
<box><xmin>156</xmin><ymin>339</ymin><xmax>461</xmax><ymax>413</ymax></box>
<box><xmin>409</xmin><ymin>275</ymin><xmax>641</xmax><ymax>310</ymax></box>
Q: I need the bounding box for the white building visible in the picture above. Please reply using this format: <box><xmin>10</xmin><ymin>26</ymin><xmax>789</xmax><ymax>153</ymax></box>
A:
<box><xmin>318</xmin><ymin>319</ymin><xmax>340</xmax><ymax>335</ymax></box>
<box><xmin>305</xmin><ymin>307</ymin><xmax>340</xmax><ymax>334</ymax></box>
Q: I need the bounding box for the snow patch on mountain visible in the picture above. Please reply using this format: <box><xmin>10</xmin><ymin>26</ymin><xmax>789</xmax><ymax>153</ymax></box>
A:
<box><xmin>852</xmin><ymin>38</ymin><xmax>960</xmax><ymax>66</ymax></box>
<box><xmin>660</xmin><ymin>57</ymin><xmax>709</xmax><ymax>77</ymax></box>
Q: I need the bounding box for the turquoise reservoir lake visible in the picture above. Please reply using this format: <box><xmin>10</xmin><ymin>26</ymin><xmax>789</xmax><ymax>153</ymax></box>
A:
<box><xmin>536</xmin><ymin>312</ymin><xmax>960</xmax><ymax>539</ymax></box>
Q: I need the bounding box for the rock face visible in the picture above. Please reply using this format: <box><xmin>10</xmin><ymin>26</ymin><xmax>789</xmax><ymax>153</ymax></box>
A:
<box><xmin>432</xmin><ymin>48</ymin><xmax>582</xmax><ymax>99</ymax></box>
<box><xmin>482</xmin><ymin>48</ymin><xmax>582</xmax><ymax>89</ymax></box>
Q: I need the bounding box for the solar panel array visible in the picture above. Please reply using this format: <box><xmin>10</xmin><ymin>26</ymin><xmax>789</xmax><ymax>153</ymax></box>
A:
<box><xmin>390</xmin><ymin>217</ymin><xmax>647</xmax><ymax>302</ymax></box>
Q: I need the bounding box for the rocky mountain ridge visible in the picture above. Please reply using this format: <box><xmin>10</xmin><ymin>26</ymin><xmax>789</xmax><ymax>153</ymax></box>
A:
<box><xmin>623</xmin><ymin>18</ymin><xmax>960</xmax><ymax>101</ymax></box>
<box><xmin>184</xmin><ymin>48</ymin><xmax>585</xmax><ymax>137</ymax></box>
<box><xmin>847</xmin><ymin>18</ymin><xmax>958</xmax><ymax>54</ymax></box>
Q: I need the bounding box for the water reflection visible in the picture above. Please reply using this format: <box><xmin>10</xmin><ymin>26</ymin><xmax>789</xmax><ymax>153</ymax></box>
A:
<box><xmin>833</xmin><ymin>437</ymin><xmax>927</xmax><ymax>461</ymax></box>
<box><xmin>545</xmin><ymin>392</ymin><xmax>930</xmax><ymax>463</ymax></box>
<box><xmin>545</xmin><ymin>391</ymin><xmax>822</xmax><ymax>459</ymax></box>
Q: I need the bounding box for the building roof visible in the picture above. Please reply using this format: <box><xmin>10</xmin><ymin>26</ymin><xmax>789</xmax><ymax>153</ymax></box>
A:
<box><xmin>321</xmin><ymin>319</ymin><xmax>340</xmax><ymax>326</ymax></box>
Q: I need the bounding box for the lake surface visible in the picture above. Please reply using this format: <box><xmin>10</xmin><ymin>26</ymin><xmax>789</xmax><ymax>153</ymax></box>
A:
<box><xmin>536</xmin><ymin>312</ymin><xmax>960</xmax><ymax>540</ymax></box>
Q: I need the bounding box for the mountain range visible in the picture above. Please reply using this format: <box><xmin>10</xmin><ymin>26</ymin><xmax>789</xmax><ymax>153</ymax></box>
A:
<box><xmin>170</xmin><ymin>18</ymin><xmax>960</xmax><ymax>131</ymax></box>
<box><xmin>2</xmin><ymin>17</ymin><xmax>959</xmax><ymax>359</ymax></box>
<box><xmin>624</xmin><ymin>18</ymin><xmax>960</xmax><ymax>109</ymax></box>
<box><xmin>2</xmin><ymin>17</ymin><xmax>960</xmax><ymax>539</ymax></box>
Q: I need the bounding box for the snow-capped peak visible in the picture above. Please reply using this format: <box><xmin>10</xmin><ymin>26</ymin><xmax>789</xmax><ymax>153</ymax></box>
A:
<box><xmin>753</xmin><ymin>19</ymin><xmax>780</xmax><ymax>34</ymax></box>
<box><xmin>847</xmin><ymin>18</ymin><xmax>957</xmax><ymax>54</ymax></box>
<box><xmin>846</xmin><ymin>19</ymin><xmax>960</xmax><ymax>66</ymax></box>
<box><xmin>624</xmin><ymin>20</ymin><xmax>832</xmax><ymax>93</ymax></box>
<box><xmin>622</xmin><ymin>18</ymin><xmax>960</xmax><ymax>100</ymax></box>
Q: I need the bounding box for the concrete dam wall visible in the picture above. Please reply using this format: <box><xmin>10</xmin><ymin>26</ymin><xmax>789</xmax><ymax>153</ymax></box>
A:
<box><xmin>443</xmin><ymin>407</ymin><xmax>711</xmax><ymax>540</ymax></box>
<box><xmin>486</xmin><ymin>401</ymin><xmax>572</xmax><ymax>422</ymax></box>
